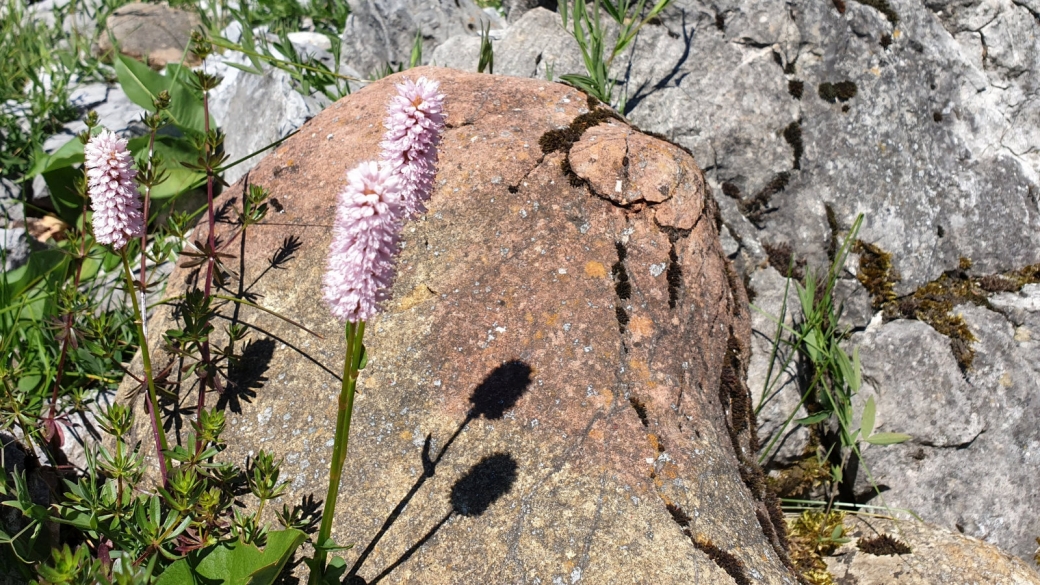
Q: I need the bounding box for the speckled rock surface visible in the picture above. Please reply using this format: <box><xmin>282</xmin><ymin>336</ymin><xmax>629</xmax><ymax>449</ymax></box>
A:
<box><xmin>118</xmin><ymin>68</ymin><xmax>800</xmax><ymax>583</ymax></box>
<box><xmin>853</xmin><ymin>306</ymin><xmax>1040</xmax><ymax>561</ymax></box>
<box><xmin>96</xmin><ymin>3</ymin><xmax>201</xmax><ymax>68</ymax></box>
<box><xmin>429</xmin><ymin>0</ymin><xmax>1040</xmax><ymax>560</ymax></box>
<box><xmin>825</xmin><ymin>516</ymin><xmax>1040</xmax><ymax>584</ymax></box>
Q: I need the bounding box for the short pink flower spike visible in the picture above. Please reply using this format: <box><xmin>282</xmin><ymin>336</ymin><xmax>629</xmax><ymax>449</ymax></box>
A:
<box><xmin>84</xmin><ymin>130</ymin><xmax>145</xmax><ymax>250</ymax></box>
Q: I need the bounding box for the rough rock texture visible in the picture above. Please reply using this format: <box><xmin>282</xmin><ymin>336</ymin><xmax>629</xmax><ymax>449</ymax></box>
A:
<box><xmin>825</xmin><ymin>516</ymin><xmax>1040</xmax><ymax>585</ymax></box>
<box><xmin>97</xmin><ymin>3</ymin><xmax>202</xmax><ymax>68</ymax></box>
<box><xmin>118</xmin><ymin>68</ymin><xmax>801</xmax><ymax>584</ymax></box>
<box><xmin>854</xmin><ymin>306</ymin><xmax>1040</xmax><ymax>559</ymax></box>
<box><xmin>433</xmin><ymin>0</ymin><xmax>1040</xmax><ymax>560</ymax></box>
<box><xmin>205</xmin><ymin>52</ymin><xmax>325</xmax><ymax>185</ymax></box>
<box><xmin>339</xmin><ymin>0</ymin><xmax>504</xmax><ymax>75</ymax></box>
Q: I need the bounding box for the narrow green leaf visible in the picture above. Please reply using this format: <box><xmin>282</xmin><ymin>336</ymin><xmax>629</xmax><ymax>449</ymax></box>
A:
<box><xmin>864</xmin><ymin>432</ymin><xmax>912</xmax><ymax>445</ymax></box>
<box><xmin>861</xmin><ymin>395</ymin><xmax>876</xmax><ymax>439</ymax></box>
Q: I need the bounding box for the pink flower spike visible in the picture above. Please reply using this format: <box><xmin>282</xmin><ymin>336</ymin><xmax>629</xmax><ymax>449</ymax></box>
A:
<box><xmin>380</xmin><ymin>76</ymin><xmax>446</xmax><ymax>218</ymax></box>
<box><xmin>84</xmin><ymin>130</ymin><xmax>145</xmax><ymax>250</ymax></box>
<box><xmin>323</xmin><ymin>161</ymin><xmax>405</xmax><ymax>323</ymax></box>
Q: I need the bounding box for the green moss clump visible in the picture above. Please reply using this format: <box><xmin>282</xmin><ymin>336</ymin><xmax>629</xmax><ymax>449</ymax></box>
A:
<box><xmin>788</xmin><ymin>510</ymin><xmax>847</xmax><ymax>585</ymax></box>
<box><xmin>852</xmin><ymin>0</ymin><xmax>899</xmax><ymax>25</ymax></box>
<box><xmin>855</xmin><ymin>241</ymin><xmax>898</xmax><ymax>308</ymax></box>
<box><xmin>818</xmin><ymin>81</ymin><xmax>858</xmax><ymax>103</ymax></box>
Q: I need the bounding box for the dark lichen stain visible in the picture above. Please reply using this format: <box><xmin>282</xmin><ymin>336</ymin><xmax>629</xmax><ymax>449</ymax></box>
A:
<box><xmin>852</xmin><ymin>0</ymin><xmax>899</xmax><ymax>25</ymax></box>
<box><xmin>937</xmin><ymin>224</ymin><xmax>945</xmax><ymax>238</ymax></box>
<box><xmin>832</xmin><ymin>0</ymin><xmax>847</xmax><ymax>13</ymax></box>
<box><xmin>722</xmin><ymin>181</ymin><xmax>741</xmax><ymax>199</ymax></box>
<box><xmin>666</xmin><ymin>504</ymin><xmax>752</xmax><ymax>585</ymax></box>
<box><xmin>858</xmin><ymin>533</ymin><xmax>912</xmax><ymax>556</ymax></box>
<box><xmin>785</xmin><ymin>62</ymin><xmax>796</xmax><ymax>75</ymax></box>
<box><xmin>764</xmin><ymin>241</ymin><xmax>807</xmax><ymax>280</ymax></box>
<box><xmin>788</xmin><ymin>79</ymin><xmax>804</xmax><ymax>99</ymax></box>
<box><xmin>933</xmin><ymin>111</ymin><xmax>943</xmax><ymax>122</ymax></box>
<box><xmin>783</xmin><ymin>121</ymin><xmax>803</xmax><ymax>169</ymax></box>
<box><xmin>629</xmin><ymin>396</ymin><xmax>649</xmax><ymax>427</ymax></box>
<box><xmin>880</xmin><ymin>33</ymin><xmax>893</xmax><ymax>48</ymax></box>
<box><xmin>818</xmin><ymin>81</ymin><xmax>858</xmax><ymax>103</ymax></box>
<box><xmin>538</xmin><ymin>108</ymin><xmax>621</xmax><ymax>155</ymax></box>
<box><xmin>612</xmin><ymin>242</ymin><xmax>631</xmax><ymax>332</ymax></box>
<box><xmin>666</xmin><ymin>242</ymin><xmax>682</xmax><ymax>309</ymax></box>
<box><xmin>715</xmin><ymin>12</ymin><xmax>725</xmax><ymax>31</ymax></box>
<box><xmin>740</xmin><ymin>172</ymin><xmax>789</xmax><ymax>228</ymax></box>
<box><xmin>507</xmin><ymin>185</ymin><xmax>519</xmax><ymax>194</ymax></box>
<box><xmin>841</xmin><ymin>104</ymin><xmax>851</xmax><ymax>113</ymax></box>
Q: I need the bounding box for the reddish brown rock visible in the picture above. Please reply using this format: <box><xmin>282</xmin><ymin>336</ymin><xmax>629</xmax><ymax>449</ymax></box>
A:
<box><xmin>97</xmin><ymin>3</ymin><xmax>201</xmax><ymax>68</ymax></box>
<box><xmin>119</xmin><ymin>67</ymin><xmax>797</xmax><ymax>583</ymax></box>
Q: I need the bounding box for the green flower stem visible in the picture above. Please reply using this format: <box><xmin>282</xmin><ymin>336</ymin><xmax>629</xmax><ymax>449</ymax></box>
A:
<box><xmin>121</xmin><ymin>250</ymin><xmax>169</xmax><ymax>486</ymax></box>
<box><xmin>311</xmin><ymin>320</ymin><xmax>366</xmax><ymax>583</ymax></box>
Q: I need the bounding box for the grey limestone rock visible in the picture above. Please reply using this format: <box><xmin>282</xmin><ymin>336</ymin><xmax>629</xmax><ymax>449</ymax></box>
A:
<box><xmin>0</xmin><ymin>179</ymin><xmax>22</xmax><ymax>226</ymax></box>
<box><xmin>0</xmin><ymin>228</ymin><xmax>31</xmax><ymax>271</ymax></box>
<box><xmin>854</xmin><ymin>307</ymin><xmax>1040</xmax><ymax>559</ymax></box>
<box><xmin>340</xmin><ymin>0</ymin><xmax>505</xmax><ymax>76</ymax></box>
<box><xmin>204</xmin><ymin>52</ymin><xmax>325</xmax><ymax>186</ymax></box>
<box><xmin>429</xmin><ymin>0</ymin><xmax>1040</xmax><ymax>560</ymax></box>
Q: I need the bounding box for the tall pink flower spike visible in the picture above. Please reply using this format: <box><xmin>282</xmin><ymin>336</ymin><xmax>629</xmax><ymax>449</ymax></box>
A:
<box><xmin>84</xmin><ymin>130</ymin><xmax>145</xmax><ymax>250</ymax></box>
<box><xmin>380</xmin><ymin>76</ymin><xmax>446</xmax><ymax>217</ymax></box>
<box><xmin>323</xmin><ymin>161</ymin><xmax>405</xmax><ymax>323</ymax></box>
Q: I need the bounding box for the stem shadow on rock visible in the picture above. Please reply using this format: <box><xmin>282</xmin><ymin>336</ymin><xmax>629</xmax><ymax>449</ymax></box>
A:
<box><xmin>346</xmin><ymin>360</ymin><xmax>533</xmax><ymax>581</ymax></box>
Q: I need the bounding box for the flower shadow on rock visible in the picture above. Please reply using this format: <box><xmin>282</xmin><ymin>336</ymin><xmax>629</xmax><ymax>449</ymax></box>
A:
<box><xmin>346</xmin><ymin>360</ymin><xmax>533</xmax><ymax>583</ymax></box>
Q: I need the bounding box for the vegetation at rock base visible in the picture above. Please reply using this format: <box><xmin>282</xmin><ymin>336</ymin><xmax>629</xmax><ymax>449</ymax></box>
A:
<box><xmin>787</xmin><ymin>509</ymin><xmax>848</xmax><ymax>585</ymax></box>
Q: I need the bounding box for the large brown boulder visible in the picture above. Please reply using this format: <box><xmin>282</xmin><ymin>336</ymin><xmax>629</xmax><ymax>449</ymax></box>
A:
<box><xmin>119</xmin><ymin>67</ymin><xmax>796</xmax><ymax>583</ymax></box>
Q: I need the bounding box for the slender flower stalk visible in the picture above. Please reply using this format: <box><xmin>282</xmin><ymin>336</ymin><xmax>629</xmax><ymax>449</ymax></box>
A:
<box><xmin>121</xmin><ymin>251</ymin><xmax>170</xmax><ymax>486</ymax></box>
<box><xmin>311</xmin><ymin>78</ymin><xmax>445</xmax><ymax>582</ymax></box>
<box><xmin>84</xmin><ymin>129</ymin><xmax>169</xmax><ymax>484</ymax></box>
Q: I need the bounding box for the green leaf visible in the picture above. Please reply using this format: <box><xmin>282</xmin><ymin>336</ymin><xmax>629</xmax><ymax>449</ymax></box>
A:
<box><xmin>114</xmin><ymin>54</ymin><xmax>210</xmax><ymax>133</ymax></box>
<box><xmin>127</xmin><ymin>135</ymin><xmax>207</xmax><ymax>200</ymax></box>
<box><xmin>158</xmin><ymin>530</ymin><xmax>306</xmax><ymax>585</ymax></box>
<box><xmin>861</xmin><ymin>395</ymin><xmax>876</xmax><ymax>439</ymax></box>
<box><xmin>357</xmin><ymin>344</ymin><xmax>368</xmax><ymax>371</ymax></box>
<box><xmin>794</xmin><ymin>412</ymin><xmax>830</xmax><ymax>426</ymax></box>
<box><xmin>114</xmin><ymin>53</ymin><xmax>168</xmax><ymax>111</ymax></box>
<box><xmin>864</xmin><ymin>432</ymin><xmax>911</xmax><ymax>445</ymax></box>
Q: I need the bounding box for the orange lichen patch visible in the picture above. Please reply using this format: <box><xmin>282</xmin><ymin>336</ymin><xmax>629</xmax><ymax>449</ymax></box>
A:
<box><xmin>397</xmin><ymin>284</ymin><xmax>436</xmax><ymax>311</ymax></box>
<box><xmin>647</xmin><ymin>433</ymin><xmax>665</xmax><ymax>453</ymax></box>
<box><xmin>628</xmin><ymin>314</ymin><xmax>654</xmax><ymax>343</ymax></box>
<box><xmin>659</xmin><ymin>461</ymin><xmax>681</xmax><ymax>480</ymax></box>
<box><xmin>628</xmin><ymin>359</ymin><xmax>652</xmax><ymax>381</ymax></box>
<box><xmin>588</xmin><ymin>427</ymin><xmax>605</xmax><ymax>442</ymax></box>
<box><xmin>399</xmin><ymin>429</ymin><xmax>413</xmax><ymax>442</ymax></box>
<box><xmin>584</xmin><ymin>261</ymin><xmax>607</xmax><ymax>278</ymax></box>
<box><xmin>544</xmin><ymin>312</ymin><xmax>560</xmax><ymax>327</ymax></box>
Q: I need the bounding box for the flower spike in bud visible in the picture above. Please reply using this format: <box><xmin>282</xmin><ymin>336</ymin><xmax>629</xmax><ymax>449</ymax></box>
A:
<box><xmin>323</xmin><ymin>161</ymin><xmax>404</xmax><ymax>323</ymax></box>
<box><xmin>84</xmin><ymin>130</ymin><xmax>145</xmax><ymax>250</ymax></box>
<box><xmin>380</xmin><ymin>76</ymin><xmax>446</xmax><ymax>217</ymax></box>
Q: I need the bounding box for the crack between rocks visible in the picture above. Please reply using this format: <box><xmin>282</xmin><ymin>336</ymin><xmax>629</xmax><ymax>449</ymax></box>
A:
<box><xmin>918</xmin><ymin>428</ymin><xmax>984</xmax><ymax>450</ymax></box>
